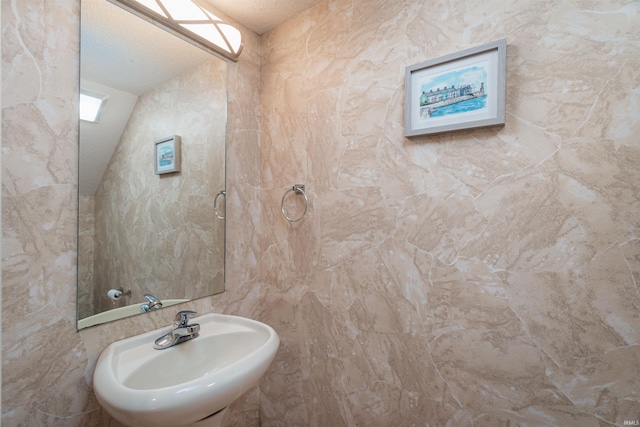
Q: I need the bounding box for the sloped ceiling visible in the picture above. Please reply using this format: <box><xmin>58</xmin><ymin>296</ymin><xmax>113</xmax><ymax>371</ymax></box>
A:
<box><xmin>80</xmin><ymin>0</ymin><xmax>323</xmax><ymax>196</ymax></box>
<box><xmin>80</xmin><ymin>0</ymin><xmax>213</xmax><ymax>196</ymax></box>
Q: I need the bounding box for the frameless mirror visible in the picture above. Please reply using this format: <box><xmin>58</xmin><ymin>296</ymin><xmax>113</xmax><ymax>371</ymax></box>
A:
<box><xmin>77</xmin><ymin>0</ymin><xmax>226</xmax><ymax>329</ymax></box>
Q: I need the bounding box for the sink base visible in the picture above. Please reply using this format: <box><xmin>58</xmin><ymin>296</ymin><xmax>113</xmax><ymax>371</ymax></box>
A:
<box><xmin>187</xmin><ymin>407</ymin><xmax>228</xmax><ymax>427</ymax></box>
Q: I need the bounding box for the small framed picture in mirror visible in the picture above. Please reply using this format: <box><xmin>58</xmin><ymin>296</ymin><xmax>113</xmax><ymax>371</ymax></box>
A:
<box><xmin>154</xmin><ymin>135</ymin><xmax>181</xmax><ymax>174</ymax></box>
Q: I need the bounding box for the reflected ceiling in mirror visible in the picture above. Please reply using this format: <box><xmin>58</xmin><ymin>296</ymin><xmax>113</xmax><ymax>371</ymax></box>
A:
<box><xmin>78</xmin><ymin>0</ymin><xmax>227</xmax><ymax>329</ymax></box>
<box><xmin>107</xmin><ymin>0</ymin><xmax>243</xmax><ymax>61</ymax></box>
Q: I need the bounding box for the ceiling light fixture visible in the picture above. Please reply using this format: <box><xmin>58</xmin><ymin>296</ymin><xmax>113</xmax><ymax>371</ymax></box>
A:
<box><xmin>108</xmin><ymin>0</ymin><xmax>243</xmax><ymax>62</ymax></box>
<box><xmin>80</xmin><ymin>89</ymin><xmax>108</xmax><ymax>122</ymax></box>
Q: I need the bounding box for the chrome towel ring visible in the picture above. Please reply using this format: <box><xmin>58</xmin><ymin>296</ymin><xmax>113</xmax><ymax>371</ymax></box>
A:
<box><xmin>281</xmin><ymin>184</ymin><xmax>308</xmax><ymax>223</ymax></box>
<box><xmin>214</xmin><ymin>190</ymin><xmax>226</xmax><ymax>220</ymax></box>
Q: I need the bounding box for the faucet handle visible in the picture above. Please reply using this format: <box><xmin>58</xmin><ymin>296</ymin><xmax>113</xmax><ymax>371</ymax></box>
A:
<box><xmin>174</xmin><ymin>310</ymin><xmax>197</xmax><ymax>327</ymax></box>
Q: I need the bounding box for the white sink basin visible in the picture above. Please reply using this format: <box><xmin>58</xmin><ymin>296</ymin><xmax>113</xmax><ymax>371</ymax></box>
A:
<box><xmin>93</xmin><ymin>313</ymin><xmax>279</xmax><ymax>427</ymax></box>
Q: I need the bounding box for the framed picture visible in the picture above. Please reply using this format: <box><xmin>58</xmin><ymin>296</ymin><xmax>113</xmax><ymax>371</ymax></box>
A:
<box><xmin>154</xmin><ymin>135</ymin><xmax>181</xmax><ymax>174</ymax></box>
<box><xmin>404</xmin><ymin>39</ymin><xmax>506</xmax><ymax>138</ymax></box>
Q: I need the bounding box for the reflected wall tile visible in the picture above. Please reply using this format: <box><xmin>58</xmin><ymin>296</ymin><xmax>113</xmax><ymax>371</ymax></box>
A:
<box><xmin>224</xmin><ymin>19</ymin><xmax>263</xmax><ymax>293</ymax></box>
<box><xmin>91</xmin><ymin>59</ymin><xmax>226</xmax><ymax>314</ymax></box>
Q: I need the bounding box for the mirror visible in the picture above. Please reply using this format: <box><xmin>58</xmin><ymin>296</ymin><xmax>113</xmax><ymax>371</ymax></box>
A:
<box><xmin>77</xmin><ymin>0</ymin><xmax>226</xmax><ymax>329</ymax></box>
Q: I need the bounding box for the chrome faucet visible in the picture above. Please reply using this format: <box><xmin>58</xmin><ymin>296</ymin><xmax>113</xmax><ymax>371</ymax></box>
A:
<box><xmin>140</xmin><ymin>293</ymin><xmax>163</xmax><ymax>312</ymax></box>
<box><xmin>153</xmin><ymin>310</ymin><xmax>200</xmax><ymax>350</ymax></box>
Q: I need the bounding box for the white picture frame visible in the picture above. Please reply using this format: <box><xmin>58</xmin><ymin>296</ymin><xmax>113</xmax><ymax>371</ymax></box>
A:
<box><xmin>154</xmin><ymin>135</ymin><xmax>181</xmax><ymax>174</ymax></box>
<box><xmin>404</xmin><ymin>39</ymin><xmax>507</xmax><ymax>137</ymax></box>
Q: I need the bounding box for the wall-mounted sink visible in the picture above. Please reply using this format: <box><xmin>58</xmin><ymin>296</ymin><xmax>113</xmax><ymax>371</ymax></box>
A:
<box><xmin>93</xmin><ymin>313</ymin><xmax>279</xmax><ymax>427</ymax></box>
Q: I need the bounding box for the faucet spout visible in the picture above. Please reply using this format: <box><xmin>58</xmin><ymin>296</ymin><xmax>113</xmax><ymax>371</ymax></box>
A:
<box><xmin>154</xmin><ymin>310</ymin><xmax>200</xmax><ymax>350</ymax></box>
<box><xmin>141</xmin><ymin>293</ymin><xmax>163</xmax><ymax>312</ymax></box>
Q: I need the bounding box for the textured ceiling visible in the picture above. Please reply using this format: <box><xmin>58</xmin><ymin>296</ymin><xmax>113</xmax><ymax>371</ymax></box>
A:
<box><xmin>202</xmin><ymin>0</ymin><xmax>325</xmax><ymax>34</ymax></box>
<box><xmin>82</xmin><ymin>0</ymin><xmax>211</xmax><ymax>95</ymax></box>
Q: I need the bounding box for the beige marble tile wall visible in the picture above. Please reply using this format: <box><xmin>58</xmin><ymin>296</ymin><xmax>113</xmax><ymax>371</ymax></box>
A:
<box><xmin>91</xmin><ymin>59</ymin><xmax>226</xmax><ymax>315</ymax></box>
<box><xmin>257</xmin><ymin>0</ymin><xmax>640</xmax><ymax>425</ymax></box>
<box><xmin>78</xmin><ymin>195</ymin><xmax>96</xmax><ymax>318</ymax></box>
<box><xmin>4</xmin><ymin>0</ymin><xmax>640</xmax><ymax>426</ymax></box>
<box><xmin>1</xmin><ymin>0</ymin><xmax>262</xmax><ymax>425</ymax></box>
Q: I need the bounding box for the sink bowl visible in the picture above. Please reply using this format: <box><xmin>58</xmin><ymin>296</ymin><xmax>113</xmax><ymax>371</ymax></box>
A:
<box><xmin>93</xmin><ymin>313</ymin><xmax>279</xmax><ymax>427</ymax></box>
